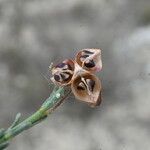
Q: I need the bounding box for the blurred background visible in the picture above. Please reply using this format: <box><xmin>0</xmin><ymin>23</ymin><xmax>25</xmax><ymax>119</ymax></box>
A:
<box><xmin>0</xmin><ymin>0</ymin><xmax>150</xmax><ymax>150</ymax></box>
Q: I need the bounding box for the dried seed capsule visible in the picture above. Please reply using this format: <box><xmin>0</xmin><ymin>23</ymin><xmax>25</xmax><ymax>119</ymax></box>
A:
<box><xmin>51</xmin><ymin>59</ymin><xmax>74</xmax><ymax>86</ymax></box>
<box><xmin>71</xmin><ymin>72</ymin><xmax>102</xmax><ymax>107</ymax></box>
<box><xmin>75</xmin><ymin>49</ymin><xmax>102</xmax><ymax>73</ymax></box>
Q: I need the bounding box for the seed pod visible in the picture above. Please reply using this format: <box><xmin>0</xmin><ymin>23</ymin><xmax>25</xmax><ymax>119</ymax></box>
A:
<box><xmin>51</xmin><ymin>59</ymin><xmax>74</xmax><ymax>86</ymax></box>
<box><xmin>71</xmin><ymin>72</ymin><xmax>102</xmax><ymax>107</ymax></box>
<box><xmin>75</xmin><ymin>49</ymin><xmax>102</xmax><ymax>73</ymax></box>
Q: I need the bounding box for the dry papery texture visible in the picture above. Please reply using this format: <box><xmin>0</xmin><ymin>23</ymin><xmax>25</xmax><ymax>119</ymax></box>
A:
<box><xmin>75</xmin><ymin>49</ymin><xmax>102</xmax><ymax>72</ymax></box>
<box><xmin>0</xmin><ymin>0</ymin><xmax>150</xmax><ymax>150</ymax></box>
<box><xmin>71</xmin><ymin>72</ymin><xmax>102</xmax><ymax>107</ymax></box>
<box><xmin>51</xmin><ymin>49</ymin><xmax>102</xmax><ymax>107</ymax></box>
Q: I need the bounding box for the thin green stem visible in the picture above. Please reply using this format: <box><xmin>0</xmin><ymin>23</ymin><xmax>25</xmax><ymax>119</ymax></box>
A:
<box><xmin>0</xmin><ymin>86</ymin><xmax>71</xmax><ymax>148</ymax></box>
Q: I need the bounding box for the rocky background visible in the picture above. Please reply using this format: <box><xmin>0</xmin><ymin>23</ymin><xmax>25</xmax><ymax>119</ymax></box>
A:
<box><xmin>0</xmin><ymin>0</ymin><xmax>150</xmax><ymax>150</ymax></box>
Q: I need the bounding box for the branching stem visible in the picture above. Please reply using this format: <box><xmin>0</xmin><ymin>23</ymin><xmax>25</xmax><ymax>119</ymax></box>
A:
<box><xmin>0</xmin><ymin>86</ymin><xmax>71</xmax><ymax>149</ymax></box>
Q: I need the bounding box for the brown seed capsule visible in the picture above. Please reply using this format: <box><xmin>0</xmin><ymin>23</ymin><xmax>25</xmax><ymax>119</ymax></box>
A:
<box><xmin>50</xmin><ymin>49</ymin><xmax>102</xmax><ymax>107</ymax></box>
<box><xmin>51</xmin><ymin>59</ymin><xmax>75</xmax><ymax>86</ymax></box>
<box><xmin>71</xmin><ymin>72</ymin><xmax>102</xmax><ymax>107</ymax></box>
<box><xmin>75</xmin><ymin>49</ymin><xmax>102</xmax><ymax>73</ymax></box>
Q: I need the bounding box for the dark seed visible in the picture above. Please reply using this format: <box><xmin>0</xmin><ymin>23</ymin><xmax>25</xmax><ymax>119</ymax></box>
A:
<box><xmin>77</xmin><ymin>86</ymin><xmax>85</xmax><ymax>90</ymax></box>
<box><xmin>60</xmin><ymin>72</ymin><xmax>71</xmax><ymax>81</ymax></box>
<box><xmin>86</xmin><ymin>79</ymin><xmax>95</xmax><ymax>92</ymax></box>
<box><xmin>54</xmin><ymin>74</ymin><xmax>60</xmax><ymax>81</ymax></box>
<box><xmin>84</xmin><ymin>60</ymin><xmax>95</xmax><ymax>68</ymax></box>
<box><xmin>77</xmin><ymin>82</ymin><xmax>86</xmax><ymax>90</ymax></box>
<box><xmin>60</xmin><ymin>74</ymin><xmax>66</xmax><ymax>81</ymax></box>
<box><xmin>83</xmin><ymin>50</ymin><xmax>94</xmax><ymax>54</ymax></box>
<box><xmin>56</xmin><ymin>63</ymin><xmax>66</xmax><ymax>68</ymax></box>
<box><xmin>67</xmin><ymin>64</ymin><xmax>72</xmax><ymax>70</ymax></box>
<box><xmin>80</xmin><ymin>54</ymin><xmax>89</xmax><ymax>58</ymax></box>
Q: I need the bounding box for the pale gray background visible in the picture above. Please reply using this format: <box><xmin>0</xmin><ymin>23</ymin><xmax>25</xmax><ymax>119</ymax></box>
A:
<box><xmin>0</xmin><ymin>0</ymin><xmax>150</xmax><ymax>150</ymax></box>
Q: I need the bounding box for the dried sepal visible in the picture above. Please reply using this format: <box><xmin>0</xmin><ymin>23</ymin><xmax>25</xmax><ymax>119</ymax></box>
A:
<box><xmin>75</xmin><ymin>49</ymin><xmax>102</xmax><ymax>73</ymax></box>
<box><xmin>71</xmin><ymin>72</ymin><xmax>102</xmax><ymax>107</ymax></box>
<box><xmin>51</xmin><ymin>59</ymin><xmax>74</xmax><ymax>86</ymax></box>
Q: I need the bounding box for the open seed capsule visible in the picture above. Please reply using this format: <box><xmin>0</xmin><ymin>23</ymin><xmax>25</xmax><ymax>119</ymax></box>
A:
<box><xmin>75</xmin><ymin>49</ymin><xmax>102</xmax><ymax>73</ymax></box>
<box><xmin>51</xmin><ymin>59</ymin><xmax>75</xmax><ymax>86</ymax></box>
<box><xmin>71</xmin><ymin>72</ymin><xmax>102</xmax><ymax>107</ymax></box>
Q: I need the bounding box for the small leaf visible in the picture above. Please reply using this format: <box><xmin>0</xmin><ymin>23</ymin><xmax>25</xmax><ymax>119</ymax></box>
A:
<box><xmin>8</xmin><ymin>113</ymin><xmax>21</xmax><ymax>130</ymax></box>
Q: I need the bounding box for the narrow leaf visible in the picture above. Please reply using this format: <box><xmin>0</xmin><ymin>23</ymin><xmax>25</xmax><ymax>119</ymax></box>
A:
<box><xmin>8</xmin><ymin>113</ymin><xmax>21</xmax><ymax>130</ymax></box>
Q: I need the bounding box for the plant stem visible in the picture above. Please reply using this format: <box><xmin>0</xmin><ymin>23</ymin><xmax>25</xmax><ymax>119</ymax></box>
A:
<box><xmin>0</xmin><ymin>86</ymin><xmax>71</xmax><ymax>147</ymax></box>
